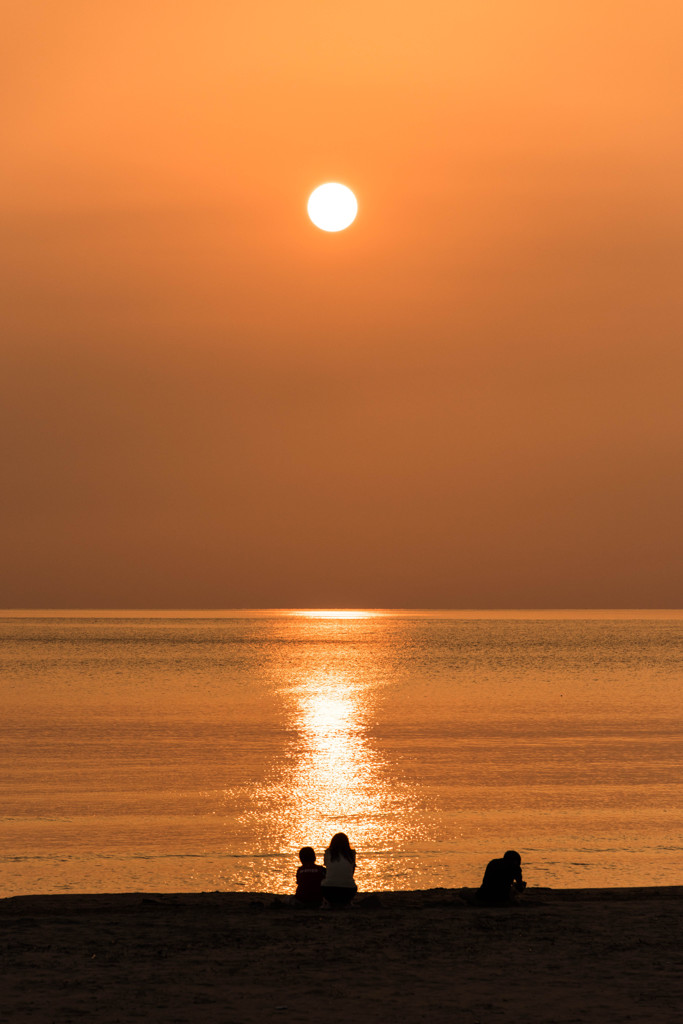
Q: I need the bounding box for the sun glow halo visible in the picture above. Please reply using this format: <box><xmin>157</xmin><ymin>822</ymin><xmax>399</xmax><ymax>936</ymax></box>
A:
<box><xmin>292</xmin><ymin>610</ymin><xmax>376</xmax><ymax>619</ymax></box>
<box><xmin>307</xmin><ymin>183</ymin><xmax>358</xmax><ymax>232</ymax></box>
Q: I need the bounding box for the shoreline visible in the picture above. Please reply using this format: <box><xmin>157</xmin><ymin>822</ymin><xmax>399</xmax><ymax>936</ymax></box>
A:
<box><xmin>3</xmin><ymin>886</ymin><xmax>682</xmax><ymax>1022</ymax></box>
<box><xmin>3</xmin><ymin>881</ymin><xmax>683</xmax><ymax>904</ymax></box>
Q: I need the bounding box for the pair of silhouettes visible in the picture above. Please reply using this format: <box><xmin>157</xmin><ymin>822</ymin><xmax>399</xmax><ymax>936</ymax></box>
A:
<box><xmin>294</xmin><ymin>833</ymin><xmax>357</xmax><ymax>908</ymax></box>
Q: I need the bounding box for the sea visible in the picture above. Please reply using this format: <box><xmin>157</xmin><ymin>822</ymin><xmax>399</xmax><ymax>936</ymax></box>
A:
<box><xmin>1</xmin><ymin>610</ymin><xmax>682</xmax><ymax>897</ymax></box>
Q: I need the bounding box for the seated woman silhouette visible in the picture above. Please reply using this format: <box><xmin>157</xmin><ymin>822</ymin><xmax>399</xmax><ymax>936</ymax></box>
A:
<box><xmin>477</xmin><ymin>849</ymin><xmax>527</xmax><ymax>905</ymax></box>
<box><xmin>321</xmin><ymin>832</ymin><xmax>357</xmax><ymax>908</ymax></box>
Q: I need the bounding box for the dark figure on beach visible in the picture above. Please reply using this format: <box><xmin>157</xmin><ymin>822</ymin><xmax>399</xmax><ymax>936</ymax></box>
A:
<box><xmin>477</xmin><ymin>850</ymin><xmax>527</xmax><ymax>905</ymax></box>
<box><xmin>321</xmin><ymin>832</ymin><xmax>357</xmax><ymax>908</ymax></box>
<box><xmin>294</xmin><ymin>847</ymin><xmax>326</xmax><ymax>908</ymax></box>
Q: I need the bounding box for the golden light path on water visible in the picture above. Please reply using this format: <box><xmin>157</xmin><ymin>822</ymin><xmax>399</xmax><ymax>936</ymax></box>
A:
<box><xmin>287</xmin><ymin>668</ymin><xmax>389</xmax><ymax>845</ymax></box>
<box><xmin>232</xmin><ymin>612</ymin><xmax>429</xmax><ymax>892</ymax></box>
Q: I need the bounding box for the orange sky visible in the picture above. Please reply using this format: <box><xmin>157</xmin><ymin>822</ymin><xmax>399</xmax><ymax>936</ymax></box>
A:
<box><xmin>2</xmin><ymin>0</ymin><xmax>682</xmax><ymax>608</ymax></box>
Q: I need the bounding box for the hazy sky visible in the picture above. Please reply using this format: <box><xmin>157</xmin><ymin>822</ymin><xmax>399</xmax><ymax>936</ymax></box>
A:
<box><xmin>2</xmin><ymin>0</ymin><xmax>682</xmax><ymax>608</ymax></box>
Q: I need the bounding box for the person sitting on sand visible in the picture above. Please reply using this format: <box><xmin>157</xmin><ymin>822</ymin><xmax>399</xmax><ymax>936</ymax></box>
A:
<box><xmin>321</xmin><ymin>833</ymin><xmax>357</xmax><ymax>908</ymax></box>
<box><xmin>294</xmin><ymin>847</ymin><xmax>327</xmax><ymax>908</ymax></box>
<box><xmin>477</xmin><ymin>849</ymin><xmax>527</xmax><ymax>905</ymax></box>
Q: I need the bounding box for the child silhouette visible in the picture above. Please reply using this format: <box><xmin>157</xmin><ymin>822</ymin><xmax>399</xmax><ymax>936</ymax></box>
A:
<box><xmin>294</xmin><ymin>847</ymin><xmax>326</xmax><ymax>908</ymax></box>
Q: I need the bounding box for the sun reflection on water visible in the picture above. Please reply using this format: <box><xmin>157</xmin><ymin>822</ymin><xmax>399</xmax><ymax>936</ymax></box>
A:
<box><xmin>282</xmin><ymin>669</ymin><xmax>392</xmax><ymax>851</ymax></box>
<box><xmin>236</xmin><ymin>651</ymin><xmax>429</xmax><ymax>892</ymax></box>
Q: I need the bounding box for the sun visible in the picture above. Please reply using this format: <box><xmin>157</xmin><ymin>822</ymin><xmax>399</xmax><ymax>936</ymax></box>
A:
<box><xmin>307</xmin><ymin>183</ymin><xmax>358</xmax><ymax>232</ymax></box>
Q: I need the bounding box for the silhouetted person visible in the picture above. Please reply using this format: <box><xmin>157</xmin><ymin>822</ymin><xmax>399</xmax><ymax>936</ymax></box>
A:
<box><xmin>477</xmin><ymin>849</ymin><xmax>527</xmax><ymax>905</ymax></box>
<box><xmin>294</xmin><ymin>846</ymin><xmax>326</xmax><ymax>908</ymax></box>
<box><xmin>321</xmin><ymin>832</ymin><xmax>357</xmax><ymax>907</ymax></box>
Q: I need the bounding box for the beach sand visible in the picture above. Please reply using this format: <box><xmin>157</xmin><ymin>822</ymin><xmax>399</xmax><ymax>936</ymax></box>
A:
<box><xmin>2</xmin><ymin>887</ymin><xmax>681</xmax><ymax>1023</ymax></box>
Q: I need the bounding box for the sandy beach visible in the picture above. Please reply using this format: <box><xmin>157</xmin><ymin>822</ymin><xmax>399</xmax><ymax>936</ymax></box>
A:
<box><xmin>2</xmin><ymin>886</ymin><xmax>681</xmax><ymax>1023</ymax></box>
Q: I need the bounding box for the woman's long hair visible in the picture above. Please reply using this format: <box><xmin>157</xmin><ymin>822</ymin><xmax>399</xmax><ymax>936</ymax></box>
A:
<box><xmin>327</xmin><ymin>832</ymin><xmax>355</xmax><ymax>863</ymax></box>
